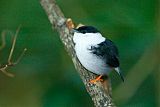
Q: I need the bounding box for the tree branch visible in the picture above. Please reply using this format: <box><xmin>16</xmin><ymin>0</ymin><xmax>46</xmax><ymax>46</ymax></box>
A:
<box><xmin>40</xmin><ymin>0</ymin><xmax>116</xmax><ymax>106</ymax></box>
<box><xmin>0</xmin><ymin>26</ymin><xmax>27</xmax><ymax>77</ymax></box>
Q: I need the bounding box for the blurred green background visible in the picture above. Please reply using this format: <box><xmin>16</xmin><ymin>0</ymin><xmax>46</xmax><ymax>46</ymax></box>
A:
<box><xmin>0</xmin><ymin>0</ymin><xmax>159</xmax><ymax>107</ymax></box>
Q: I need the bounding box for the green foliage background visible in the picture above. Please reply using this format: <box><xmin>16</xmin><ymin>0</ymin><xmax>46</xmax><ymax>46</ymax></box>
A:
<box><xmin>0</xmin><ymin>0</ymin><xmax>159</xmax><ymax>107</ymax></box>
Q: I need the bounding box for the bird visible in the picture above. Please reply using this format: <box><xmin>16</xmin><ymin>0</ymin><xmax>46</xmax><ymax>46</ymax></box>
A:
<box><xmin>72</xmin><ymin>26</ymin><xmax>124</xmax><ymax>83</ymax></box>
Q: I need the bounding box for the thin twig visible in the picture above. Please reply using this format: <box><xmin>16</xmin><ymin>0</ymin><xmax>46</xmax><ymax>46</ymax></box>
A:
<box><xmin>8</xmin><ymin>25</ymin><xmax>21</xmax><ymax>64</ymax></box>
<box><xmin>13</xmin><ymin>48</ymin><xmax>27</xmax><ymax>65</ymax></box>
<box><xmin>0</xmin><ymin>31</ymin><xmax>7</xmax><ymax>50</ymax></box>
<box><xmin>0</xmin><ymin>26</ymin><xmax>27</xmax><ymax>77</ymax></box>
<box><xmin>0</xmin><ymin>30</ymin><xmax>14</xmax><ymax>51</ymax></box>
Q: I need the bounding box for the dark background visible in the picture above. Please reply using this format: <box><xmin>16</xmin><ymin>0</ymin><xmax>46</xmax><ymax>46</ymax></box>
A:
<box><xmin>0</xmin><ymin>0</ymin><xmax>159</xmax><ymax>107</ymax></box>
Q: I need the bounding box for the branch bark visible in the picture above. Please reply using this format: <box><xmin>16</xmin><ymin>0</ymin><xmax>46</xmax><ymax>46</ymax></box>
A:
<box><xmin>40</xmin><ymin>0</ymin><xmax>116</xmax><ymax>106</ymax></box>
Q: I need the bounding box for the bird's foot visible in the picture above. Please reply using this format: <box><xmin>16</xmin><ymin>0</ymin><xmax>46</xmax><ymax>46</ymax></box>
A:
<box><xmin>89</xmin><ymin>75</ymin><xmax>103</xmax><ymax>84</ymax></box>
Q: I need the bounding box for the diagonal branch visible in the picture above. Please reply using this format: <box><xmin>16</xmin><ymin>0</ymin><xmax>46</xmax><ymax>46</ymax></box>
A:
<box><xmin>7</xmin><ymin>25</ymin><xmax>21</xmax><ymax>64</ymax></box>
<box><xmin>40</xmin><ymin>0</ymin><xmax>116</xmax><ymax>106</ymax></box>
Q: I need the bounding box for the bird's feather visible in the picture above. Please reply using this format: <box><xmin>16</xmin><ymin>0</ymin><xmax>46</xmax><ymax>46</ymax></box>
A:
<box><xmin>88</xmin><ymin>39</ymin><xmax>119</xmax><ymax>67</ymax></box>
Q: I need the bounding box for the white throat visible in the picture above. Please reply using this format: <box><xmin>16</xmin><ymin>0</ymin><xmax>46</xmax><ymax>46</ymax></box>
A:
<box><xmin>73</xmin><ymin>32</ymin><xmax>105</xmax><ymax>45</ymax></box>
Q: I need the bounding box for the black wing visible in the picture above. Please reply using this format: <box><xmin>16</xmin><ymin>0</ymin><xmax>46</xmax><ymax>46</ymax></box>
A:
<box><xmin>89</xmin><ymin>39</ymin><xmax>119</xmax><ymax>67</ymax></box>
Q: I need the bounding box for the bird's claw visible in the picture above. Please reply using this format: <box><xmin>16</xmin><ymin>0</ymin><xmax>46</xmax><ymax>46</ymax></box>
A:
<box><xmin>89</xmin><ymin>75</ymin><xmax>103</xmax><ymax>84</ymax></box>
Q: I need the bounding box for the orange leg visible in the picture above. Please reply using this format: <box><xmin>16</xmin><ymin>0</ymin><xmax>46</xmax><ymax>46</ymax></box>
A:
<box><xmin>89</xmin><ymin>75</ymin><xmax>103</xmax><ymax>84</ymax></box>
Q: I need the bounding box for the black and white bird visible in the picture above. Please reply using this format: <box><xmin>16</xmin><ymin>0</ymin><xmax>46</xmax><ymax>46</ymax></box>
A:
<box><xmin>72</xmin><ymin>26</ymin><xmax>124</xmax><ymax>83</ymax></box>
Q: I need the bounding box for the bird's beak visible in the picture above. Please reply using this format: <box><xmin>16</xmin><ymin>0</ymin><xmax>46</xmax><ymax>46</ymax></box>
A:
<box><xmin>71</xmin><ymin>28</ymin><xmax>79</xmax><ymax>33</ymax></box>
<box><xmin>114</xmin><ymin>67</ymin><xmax>124</xmax><ymax>82</ymax></box>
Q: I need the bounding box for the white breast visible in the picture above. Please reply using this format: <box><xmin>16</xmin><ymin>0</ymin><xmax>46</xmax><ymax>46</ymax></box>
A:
<box><xmin>73</xmin><ymin>33</ymin><xmax>112</xmax><ymax>75</ymax></box>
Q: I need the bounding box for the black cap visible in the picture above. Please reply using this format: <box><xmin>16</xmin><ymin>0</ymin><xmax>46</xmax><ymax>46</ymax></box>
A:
<box><xmin>73</xmin><ymin>26</ymin><xmax>99</xmax><ymax>34</ymax></box>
